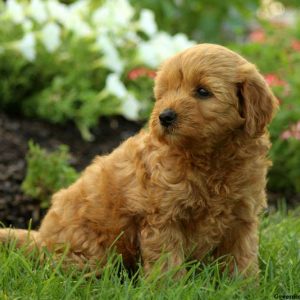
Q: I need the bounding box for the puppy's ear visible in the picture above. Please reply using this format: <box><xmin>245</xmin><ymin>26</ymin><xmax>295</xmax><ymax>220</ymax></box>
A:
<box><xmin>238</xmin><ymin>64</ymin><xmax>278</xmax><ymax>137</ymax></box>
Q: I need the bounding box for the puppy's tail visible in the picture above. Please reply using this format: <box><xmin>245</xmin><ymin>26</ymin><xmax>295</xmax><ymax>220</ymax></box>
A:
<box><xmin>0</xmin><ymin>228</ymin><xmax>40</xmax><ymax>250</ymax></box>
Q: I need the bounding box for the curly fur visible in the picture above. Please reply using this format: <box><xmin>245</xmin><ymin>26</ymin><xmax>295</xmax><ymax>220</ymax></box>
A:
<box><xmin>0</xmin><ymin>44</ymin><xmax>278</xmax><ymax>276</ymax></box>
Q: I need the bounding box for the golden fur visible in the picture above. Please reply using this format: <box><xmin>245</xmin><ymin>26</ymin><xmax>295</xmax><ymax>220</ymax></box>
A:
<box><xmin>0</xmin><ymin>44</ymin><xmax>278</xmax><ymax>276</ymax></box>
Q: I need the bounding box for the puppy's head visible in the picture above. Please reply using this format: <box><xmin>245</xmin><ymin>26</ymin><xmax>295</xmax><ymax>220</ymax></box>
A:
<box><xmin>150</xmin><ymin>44</ymin><xmax>278</xmax><ymax>149</ymax></box>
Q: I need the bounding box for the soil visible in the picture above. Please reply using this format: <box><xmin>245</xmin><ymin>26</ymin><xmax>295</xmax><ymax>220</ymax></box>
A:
<box><xmin>0</xmin><ymin>112</ymin><xmax>142</xmax><ymax>229</ymax></box>
<box><xmin>0</xmin><ymin>112</ymin><xmax>299</xmax><ymax>230</ymax></box>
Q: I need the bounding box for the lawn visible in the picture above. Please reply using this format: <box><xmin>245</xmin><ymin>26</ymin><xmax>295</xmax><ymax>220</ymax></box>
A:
<box><xmin>1</xmin><ymin>207</ymin><xmax>299</xmax><ymax>300</ymax></box>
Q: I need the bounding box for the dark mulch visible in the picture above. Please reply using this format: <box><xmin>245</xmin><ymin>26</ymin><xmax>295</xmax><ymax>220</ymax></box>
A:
<box><xmin>0</xmin><ymin>112</ymin><xmax>142</xmax><ymax>229</ymax></box>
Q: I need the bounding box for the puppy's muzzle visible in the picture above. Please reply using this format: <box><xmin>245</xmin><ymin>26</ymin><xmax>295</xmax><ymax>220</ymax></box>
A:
<box><xmin>159</xmin><ymin>109</ymin><xmax>177</xmax><ymax>127</ymax></box>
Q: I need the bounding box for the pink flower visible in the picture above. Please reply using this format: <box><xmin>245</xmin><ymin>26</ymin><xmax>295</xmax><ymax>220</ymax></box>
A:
<box><xmin>264</xmin><ymin>74</ymin><xmax>287</xmax><ymax>87</ymax></box>
<box><xmin>128</xmin><ymin>67</ymin><xmax>156</xmax><ymax>80</ymax></box>
<box><xmin>280</xmin><ymin>121</ymin><xmax>300</xmax><ymax>141</ymax></box>
<box><xmin>248</xmin><ymin>29</ymin><xmax>266</xmax><ymax>43</ymax></box>
<box><xmin>264</xmin><ymin>74</ymin><xmax>290</xmax><ymax>98</ymax></box>
<box><xmin>291</xmin><ymin>40</ymin><xmax>300</xmax><ymax>52</ymax></box>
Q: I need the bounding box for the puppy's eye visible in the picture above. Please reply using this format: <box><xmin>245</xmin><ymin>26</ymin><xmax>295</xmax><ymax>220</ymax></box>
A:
<box><xmin>195</xmin><ymin>87</ymin><xmax>212</xmax><ymax>99</ymax></box>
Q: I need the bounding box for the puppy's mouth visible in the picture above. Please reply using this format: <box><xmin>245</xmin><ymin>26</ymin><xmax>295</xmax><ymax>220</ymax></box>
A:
<box><xmin>161</xmin><ymin>123</ymin><xmax>177</xmax><ymax>135</ymax></box>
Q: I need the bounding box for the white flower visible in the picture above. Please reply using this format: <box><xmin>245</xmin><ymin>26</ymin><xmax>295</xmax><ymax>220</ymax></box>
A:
<box><xmin>69</xmin><ymin>0</ymin><xmax>89</xmax><ymax>17</ymax></box>
<box><xmin>137</xmin><ymin>42</ymin><xmax>158</xmax><ymax>68</ymax></box>
<box><xmin>138</xmin><ymin>9</ymin><xmax>157</xmax><ymax>37</ymax></box>
<box><xmin>172</xmin><ymin>33</ymin><xmax>196</xmax><ymax>51</ymax></box>
<box><xmin>22</xmin><ymin>19</ymin><xmax>33</xmax><ymax>32</ymax></box>
<box><xmin>67</xmin><ymin>19</ymin><xmax>92</xmax><ymax>37</ymax></box>
<box><xmin>115</xmin><ymin>0</ymin><xmax>134</xmax><ymax>26</ymax></box>
<box><xmin>124</xmin><ymin>31</ymin><xmax>140</xmax><ymax>44</ymax></box>
<box><xmin>47</xmin><ymin>0</ymin><xmax>91</xmax><ymax>38</ymax></box>
<box><xmin>17</xmin><ymin>32</ymin><xmax>36</xmax><ymax>61</ymax></box>
<box><xmin>105</xmin><ymin>74</ymin><xmax>140</xmax><ymax>120</ymax></box>
<box><xmin>137</xmin><ymin>32</ymin><xmax>196</xmax><ymax>67</ymax></box>
<box><xmin>92</xmin><ymin>6</ymin><xmax>110</xmax><ymax>27</ymax></box>
<box><xmin>105</xmin><ymin>73</ymin><xmax>127</xmax><ymax>99</ymax></box>
<box><xmin>29</xmin><ymin>0</ymin><xmax>48</xmax><ymax>24</ymax></box>
<box><xmin>92</xmin><ymin>0</ymin><xmax>134</xmax><ymax>30</ymax></box>
<box><xmin>47</xmin><ymin>0</ymin><xmax>70</xmax><ymax>24</ymax></box>
<box><xmin>69</xmin><ymin>0</ymin><xmax>91</xmax><ymax>16</ymax></box>
<box><xmin>96</xmin><ymin>35</ymin><xmax>124</xmax><ymax>74</ymax></box>
<box><xmin>6</xmin><ymin>0</ymin><xmax>25</xmax><ymax>24</ymax></box>
<box><xmin>121</xmin><ymin>94</ymin><xmax>140</xmax><ymax>120</ymax></box>
<box><xmin>137</xmin><ymin>33</ymin><xmax>173</xmax><ymax>67</ymax></box>
<box><xmin>41</xmin><ymin>22</ymin><xmax>61</xmax><ymax>52</ymax></box>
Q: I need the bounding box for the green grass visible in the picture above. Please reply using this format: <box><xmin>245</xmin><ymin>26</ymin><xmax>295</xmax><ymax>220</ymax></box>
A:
<box><xmin>1</xmin><ymin>207</ymin><xmax>299</xmax><ymax>300</ymax></box>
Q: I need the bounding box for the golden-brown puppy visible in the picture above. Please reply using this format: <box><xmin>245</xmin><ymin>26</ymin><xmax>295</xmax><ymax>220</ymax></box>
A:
<box><xmin>0</xmin><ymin>44</ymin><xmax>278</xmax><ymax>276</ymax></box>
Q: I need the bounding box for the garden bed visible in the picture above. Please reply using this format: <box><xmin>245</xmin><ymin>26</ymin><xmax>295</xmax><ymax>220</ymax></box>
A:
<box><xmin>0</xmin><ymin>112</ymin><xmax>142</xmax><ymax>229</ymax></box>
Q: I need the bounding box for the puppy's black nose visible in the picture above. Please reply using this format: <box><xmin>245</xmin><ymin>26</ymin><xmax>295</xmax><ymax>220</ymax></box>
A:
<box><xmin>159</xmin><ymin>109</ymin><xmax>177</xmax><ymax>127</ymax></box>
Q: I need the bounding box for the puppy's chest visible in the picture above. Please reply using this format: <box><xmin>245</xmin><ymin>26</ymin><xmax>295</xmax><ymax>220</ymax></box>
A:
<box><xmin>147</xmin><ymin>151</ymin><xmax>248</xmax><ymax>215</ymax></box>
<box><xmin>180</xmin><ymin>202</ymin><xmax>236</xmax><ymax>260</ymax></box>
<box><xmin>181</xmin><ymin>172</ymin><xmax>246</xmax><ymax>252</ymax></box>
<box><xmin>148</xmin><ymin>162</ymin><xmax>240</xmax><ymax>250</ymax></box>
<box><xmin>150</xmin><ymin>165</ymin><xmax>238</xmax><ymax>221</ymax></box>
<box><xmin>185</xmin><ymin>165</ymin><xmax>239</xmax><ymax>206</ymax></box>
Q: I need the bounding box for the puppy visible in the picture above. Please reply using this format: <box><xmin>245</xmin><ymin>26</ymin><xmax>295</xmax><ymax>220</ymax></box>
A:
<box><xmin>0</xmin><ymin>44</ymin><xmax>277</xmax><ymax>276</ymax></box>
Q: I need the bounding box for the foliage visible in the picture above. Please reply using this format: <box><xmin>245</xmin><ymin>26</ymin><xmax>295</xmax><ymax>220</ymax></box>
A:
<box><xmin>0</xmin><ymin>0</ymin><xmax>194</xmax><ymax>139</ymax></box>
<box><xmin>130</xmin><ymin>0</ymin><xmax>300</xmax><ymax>43</ymax></box>
<box><xmin>270</xmin><ymin>137</ymin><xmax>300</xmax><ymax>193</ymax></box>
<box><xmin>22</xmin><ymin>141</ymin><xmax>79</xmax><ymax>207</ymax></box>
<box><xmin>0</xmin><ymin>208</ymin><xmax>299</xmax><ymax>299</ymax></box>
<box><xmin>130</xmin><ymin>0</ymin><xmax>261</xmax><ymax>43</ymax></box>
<box><xmin>1</xmin><ymin>0</ymin><xmax>300</xmax><ymax>194</ymax></box>
<box><xmin>230</xmin><ymin>21</ymin><xmax>300</xmax><ymax>193</ymax></box>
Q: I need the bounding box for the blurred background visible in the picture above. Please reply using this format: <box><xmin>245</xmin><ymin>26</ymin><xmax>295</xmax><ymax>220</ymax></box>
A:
<box><xmin>0</xmin><ymin>0</ymin><xmax>299</xmax><ymax>228</ymax></box>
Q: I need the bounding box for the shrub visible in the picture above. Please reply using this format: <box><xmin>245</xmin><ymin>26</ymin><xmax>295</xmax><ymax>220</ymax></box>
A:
<box><xmin>2</xmin><ymin>0</ymin><xmax>300</xmax><ymax>194</ymax></box>
<box><xmin>0</xmin><ymin>0</ymin><xmax>195</xmax><ymax>140</ymax></box>
<box><xmin>22</xmin><ymin>141</ymin><xmax>79</xmax><ymax>207</ymax></box>
<box><xmin>231</xmin><ymin>21</ymin><xmax>300</xmax><ymax>193</ymax></box>
<box><xmin>130</xmin><ymin>0</ymin><xmax>260</xmax><ymax>42</ymax></box>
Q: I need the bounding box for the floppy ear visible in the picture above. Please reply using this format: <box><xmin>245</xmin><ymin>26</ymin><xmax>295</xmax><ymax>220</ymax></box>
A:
<box><xmin>238</xmin><ymin>64</ymin><xmax>278</xmax><ymax>137</ymax></box>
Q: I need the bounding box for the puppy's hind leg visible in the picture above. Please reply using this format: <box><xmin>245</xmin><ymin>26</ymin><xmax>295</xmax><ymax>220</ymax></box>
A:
<box><xmin>0</xmin><ymin>228</ymin><xmax>40</xmax><ymax>250</ymax></box>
